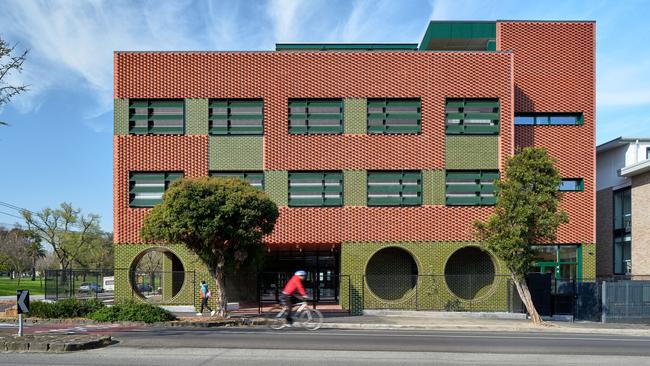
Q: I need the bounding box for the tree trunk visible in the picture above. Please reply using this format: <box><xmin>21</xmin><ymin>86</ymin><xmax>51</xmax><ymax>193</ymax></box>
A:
<box><xmin>512</xmin><ymin>274</ymin><xmax>544</xmax><ymax>325</ymax></box>
<box><xmin>210</xmin><ymin>263</ymin><xmax>227</xmax><ymax>317</ymax></box>
<box><xmin>31</xmin><ymin>257</ymin><xmax>36</xmax><ymax>281</ymax></box>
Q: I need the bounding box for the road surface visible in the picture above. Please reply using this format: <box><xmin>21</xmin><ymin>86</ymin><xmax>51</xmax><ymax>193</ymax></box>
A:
<box><xmin>2</xmin><ymin>327</ymin><xmax>650</xmax><ymax>365</ymax></box>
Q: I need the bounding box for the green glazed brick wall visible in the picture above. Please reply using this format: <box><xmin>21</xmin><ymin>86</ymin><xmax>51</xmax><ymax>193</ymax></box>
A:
<box><xmin>162</xmin><ymin>254</ymin><xmax>173</xmax><ymax>302</ymax></box>
<box><xmin>265</xmin><ymin>170</ymin><xmax>288</xmax><ymax>206</ymax></box>
<box><xmin>343</xmin><ymin>98</ymin><xmax>367</xmax><ymax>134</ymax></box>
<box><xmin>114</xmin><ymin>98</ymin><xmax>129</xmax><ymax>135</ymax></box>
<box><xmin>582</xmin><ymin>243</ymin><xmax>596</xmax><ymax>279</ymax></box>
<box><xmin>186</xmin><ymin>98</ymin><xmax>209</xmax><ymax>135</ymax></box>
<box><xmin>445</xmin><ymin>135</ymin><xmax>499</xmax><ymax>170</ymax></box>
<box><xmin>114</xmin><ymin>243</ymin><xmax>216</xmax><ymax>310</ymax></box>
<box><xmin>209</xmin><ymin>136</ymin><xmax>264</xmax><ymax>170</ymax></box>
<box><xmin>423</xmin><ymin>170</ymin><xmax>445</xmax><ymax>205</ymax></box>
<box><xmin>343</xmin><ymin>170</ymin><xmax>367</xmax><ymax>206</ymax></box>
<box><xmin>340</xmin><ymin>241</ymin><xmax>509</xmax><ymax>315</ymax></box>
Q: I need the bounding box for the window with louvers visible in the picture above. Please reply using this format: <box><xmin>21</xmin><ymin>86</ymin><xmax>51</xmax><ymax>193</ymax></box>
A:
<box><xmin>209</xmin><ymin>171</ymin><xmax>264</xmax><ymax>190</ymax></box>
<box><xmin>129</xmin><ymin>172</ymin><xmax>183</xmax><ymax>207</ymax></box>
<box><xmin>288</xmin><ymin>99</ymin><xmax>343</xmax><ymax>134</ymax></box>
<box><xmin>129</xmin><ymin>100</ymin><xmax>184</xmax><ymax>135</ymax></box>
<box><xmin>209</xmin><ymin>100</ymin><xmax>264</xmax><ymax>135</ymax></box>
<box><xmin>288</xmin><ymin>172</ymin><xmax>343</xmax><ymax>207</ymax></box>
<box><xmin>445</xmin><ymin>171</ymin><xmax>498</xmax><ymax>206</ymax></box>
<box><xmin>445</xmin><ymin>99</ymin><xmax>499</xmax><ymax>135</ymax></box>
<box><xmin>367</xmin><ymin>99</ymin><xmax>421</xmax><ymax>134</ymax></box>
<box><xmin>367</xmin><ymin>171</ymin><xmax>422</xmax><ymax>206</ymax></box>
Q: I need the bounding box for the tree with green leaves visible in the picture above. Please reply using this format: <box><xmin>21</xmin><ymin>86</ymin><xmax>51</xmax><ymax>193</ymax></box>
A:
<box><xmin>0</xmin><ymin>37</ymin><xmax>29</xmax><ymax>126</ymax></box>
<box><xmin>21</xmin><ymin>203</ymin><xmax>102</xmax><ymax>272</ymax></box>
<box><xmin>474</xmin><ymin>147</ymin><xmax>568</xmax><ymax>325</ymax></box>
<box><xmin>141</xmin><ymin>177</ymin><xmax>279</xmax><ymax>316</ymax></box>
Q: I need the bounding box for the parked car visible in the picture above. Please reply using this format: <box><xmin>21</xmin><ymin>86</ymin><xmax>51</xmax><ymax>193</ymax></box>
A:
<box><xmin>79</xmin><ymin>282</ymin><xmax>103</xmax><ymax>293</ymax></box>
<box><xmin>137</xmin><ymin>283</ymin><xmax>153</xmax><ymax>293</ymax></box>
<box><xmin>103</xmin><ymin>276</ymin><xmax>115</xmax><ymax>292</ymax></box>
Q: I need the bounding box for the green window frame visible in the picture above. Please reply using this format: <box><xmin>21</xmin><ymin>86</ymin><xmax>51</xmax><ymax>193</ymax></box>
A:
<box><xmin>613</xmin><ymin>187</ymin><xmax>631</xmax><ymax>275</ymax></box>
<box><xmin>289</xmin><ymin>99</ymin><xmax>343</xmax><ymax>134</ymax></box>
<box><xmin>559</xmin><ymin>178</ymin><xmax>584</xmax><ymax>192</ymax></box>
<box><xmin>209</xmin><ymin>99</ymin><xmax>264</xmax><ymax>135</ymax></box>
<box><xmin>531</xmin><ymin>244</ymin><xmax>583</xmax><ymax>288</ymax></box>
<box><xmin>445</xmin><ymin>170</ymin><xmax>499</xmax><ymax>206</ymax></box>
<box><xmin>514</xmin><ymin>113</ymin><xmax>584</xmax><ymax>126</ymax></box>
<box><xmin>367</xmin><ymin>171</ymin><xmax>422</xmax><ymax>206</ymax></box>
<box><xmin>129</xmin><ymin>172</ymin><xmax>183</xmax><ymax>208</ymax></box>
<box><xmin>209</xmin><ymin>171</ymin><xmax>264</xmax><ymax>190</ymax></box>
<box><xmin>367</xmin><ymin>98</ymin><xmax>421</xmax><ymax>134</ymax></box>
<box><xmin>129</xmin><ymin>99</ymin><xmax>185</xmax><ymax>135</ymax></box>
<box><xmin>289</xmin><ymin>171</ymin><xmax>343</xmax><ymax>207</ymax></box>
<box><xmin>445</xmin><ymin>98</ymin><xmax>499</xmax><ymax>135</ymax></box>
<box><xmin>288</xmin><ymin>172</ymin><xmax>343</xmax><ymax>207</ymax></box>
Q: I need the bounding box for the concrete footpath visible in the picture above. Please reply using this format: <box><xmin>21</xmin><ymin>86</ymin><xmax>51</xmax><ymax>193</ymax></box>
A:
<box><xmin>319</xmin><ymin>312</ymin><xmax>650</xmax><ymax>337</ymax></box>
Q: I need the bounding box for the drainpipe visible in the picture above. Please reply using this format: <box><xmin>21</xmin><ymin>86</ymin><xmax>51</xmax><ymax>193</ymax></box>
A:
<box><xmin>634</xmin><ymin>139</ymin><xmax>640</xmax><ymax>164</ymax></box>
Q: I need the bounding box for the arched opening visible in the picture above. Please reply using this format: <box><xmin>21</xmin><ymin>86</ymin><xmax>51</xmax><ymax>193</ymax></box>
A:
<box><xmin>365</xmin><ymin>247</ymin><xmax>418</xmax><ymax>301</ymax></box>
<box><xmin>444</xmin><ymin>246</ymin><xmax>496</xmax><ymax>300</ymax></box>
<box><xmin>130</xmin><ymin>248</ymin><xmax>185</xmax><ymax>302</ymax></box>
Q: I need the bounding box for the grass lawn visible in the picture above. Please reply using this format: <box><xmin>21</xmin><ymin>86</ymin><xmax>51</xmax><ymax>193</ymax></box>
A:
<box><xmin>0</xmin><ymin>277</ymin><xmax>44</xmax><ymax>296</ymax></box>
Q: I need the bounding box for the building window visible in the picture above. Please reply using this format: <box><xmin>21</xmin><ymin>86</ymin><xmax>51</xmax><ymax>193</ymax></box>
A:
<box><xmin>613</xmin><ymin>188</ymin><xmax>631</xmax><ymax>275</ymax></box>
<box><xmin>129</xmin><ymin>100</ymin><xmax>184</xmax><ymax>135</ymax></box>
<box><xmin>367</xmin><ymin>99</ymin><xmax>421</xmax><ymax>134</ymax></box>
<box><xmin>288</xmin><ymin>172</ymin><xmax>343</xmax><ymax>207</ymax></box>
<box><xmin>646</xmin><ymin>147</ymin><xmax>650</xmax><ymax>160</ymax></box>
<box><xmin>209</xmin><ymin>171</ymin><xmax>264</xmax><ymax>190</ymax></box>
<box><xmin>367</xmin><ymin>171</ymin><xmax>422</xmax><ymax>206</ymax></box>
<box><xmin>129</xmin><ymin>172</ymin><xmax>183</xmax><ymax>208</ymax></box>
<box><xmin>445</xmin><ymin>170</ymin><xmax>499</xmax><ymax>206</ymax></box>
<box><xmin>288</xmin><ymin>99</ymin><xmax>343</xmax><ymax>134</ymax></box>
<box><xmin>559</xmin><ymin>178</ymin><xmax>584</xmax><ymax>192</ymax></box>
<box><xmin>209</xmin><ymin>100</ymin><xmax>263</xmax><ymax>135</ymax></box>
<box><xmin>531</xmin><ymin>244</ymin><xmax>581</xmax><ymax>292</ymax></box>
<box><xmin>514</xmin><ymin>113</ymin><xmax>583</xmax><ymax>126</ymax></box>
<box><xmin>445</xmin><ymin>98</ymin><xmax>499</xmax><ymax>135</ymax></box>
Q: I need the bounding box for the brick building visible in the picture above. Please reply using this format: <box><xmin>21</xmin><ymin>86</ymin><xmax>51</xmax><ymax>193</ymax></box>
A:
<box><xmin>113</xmin><ymin>20</ymin><xmax>596</xmax><ymax>312</ymax></box>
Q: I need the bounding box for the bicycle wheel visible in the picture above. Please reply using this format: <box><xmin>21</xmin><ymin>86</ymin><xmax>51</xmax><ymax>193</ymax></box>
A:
<box><xmin>264</xmin><ymin>305</ymin><xmax>288</xmax><ymax>330</ymax></box>
<box><xmin>298</xmin><ymin>308</ymin><xmax>323</xmax><ymax>331</ymax></box>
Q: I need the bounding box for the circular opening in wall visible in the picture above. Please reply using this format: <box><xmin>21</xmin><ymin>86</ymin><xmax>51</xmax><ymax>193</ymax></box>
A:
<box><xmin>444</xmin><ymin>247</ymin><xmax>496</xmax><ymax>300</ymax></box>
<box><xmin>365</xmin><ymin>247</ymin><xmax>418</xmax><ymax>301</ymax></box>
<box><xmin>130</xmin><ymin>248</ymin><xmax>185</xmax><ymax>303</ymax></box>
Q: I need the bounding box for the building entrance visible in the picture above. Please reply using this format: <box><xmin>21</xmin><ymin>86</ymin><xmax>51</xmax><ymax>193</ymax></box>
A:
<box><xmin>260</xmin><ymin>246</ymin><xmax>341</xmax><ymax>305</ymax></box>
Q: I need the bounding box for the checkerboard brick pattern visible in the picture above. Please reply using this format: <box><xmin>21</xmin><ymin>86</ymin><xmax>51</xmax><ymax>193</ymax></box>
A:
<box><xmin>343</xmin><ymin>170</ymin><xmax>367</xmax><ymax>206</ymax></box>
<box><xmin>343</xmin><ymin>98</ymin><xmax>367</xmax><ymax>134</ymax></box>
<box><xmin>423</xmin><ymin>170</ymin><xmax>445</xmax><ymax>205</ymax></box>
<box><xmin>445</xmin><ymin>136</ymin><xmax>499</xmax><ymax>170</ymax></box>
<box><xmin>113</xmin><ymin>99</ymin><xmax>129</xmax><ymax>135</ymax></box>
<box><xmin>186</xmin><ymin>98</ymin><xmax>209</xmax><ymax>135</ymax></box>
<box><xmin>209</xmin><ymin>136</ymin><xmax>263</xmax><ymax>170</ymax></box>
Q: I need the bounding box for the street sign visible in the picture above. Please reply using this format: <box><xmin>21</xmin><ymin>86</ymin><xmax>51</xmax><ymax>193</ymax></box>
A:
<box><xmin>16</xmin><ymin>289</ymin><xmax>29</xmax><ymax>314</ymax></box>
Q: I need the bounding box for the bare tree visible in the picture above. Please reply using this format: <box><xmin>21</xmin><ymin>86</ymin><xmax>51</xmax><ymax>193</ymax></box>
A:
<box><xmin>0</xmin><ymin>37</ymin><xmax>29</xmax><ymax>126</ymax></box>
<box><xmin>22</xmin><ymin>203</ymin><xmax>102</xmax><ymax>272</ymax></box>
<box><xmin>0</xmin><ymin>228</ymin><xmax>31</xmax><ymax>285</ymax></box>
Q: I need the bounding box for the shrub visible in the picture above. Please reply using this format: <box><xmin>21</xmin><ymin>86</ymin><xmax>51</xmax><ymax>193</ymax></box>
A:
<box><xmin>88</xmin><ymin>302</ymin><xmax>176</xmax><ymax>324</ymax></box>
<box><xmin>28</xmin><ymin>298</ymin><xmax>105</xmax><ymax>318</ymax></box>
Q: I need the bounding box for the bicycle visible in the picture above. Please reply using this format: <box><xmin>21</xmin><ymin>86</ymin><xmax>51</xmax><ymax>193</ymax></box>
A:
<box><xmin>264</xmin><ymin>301</ymin><xmax>323</xmax><ymax>331</ymax></box>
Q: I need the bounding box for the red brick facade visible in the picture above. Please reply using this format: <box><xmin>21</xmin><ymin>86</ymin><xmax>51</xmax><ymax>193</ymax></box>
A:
<box><xmin>114</xmin><ymin>21</ymin><xmax>594</xmax><ymax>247</ymax></box>
<box><xmin>499</xmin><ymin>21</ymin><xmax>596</xmax><ymax>244</ymax></box>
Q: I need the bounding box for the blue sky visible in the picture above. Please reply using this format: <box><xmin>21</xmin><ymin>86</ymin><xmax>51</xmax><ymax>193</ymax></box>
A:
<box><xmin>0</xmin><ymin>0</ymin><xmax>648</xmax><ymax>231</ymax></box>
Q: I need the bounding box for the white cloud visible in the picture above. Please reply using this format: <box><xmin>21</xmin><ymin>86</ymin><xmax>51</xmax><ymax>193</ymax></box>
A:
<box><xmin>266</xmin><ymin>0</ymin><xmax>307</xmax><ymax>42</ymax></box>
<box><xmin>0</xmin><ymin>0</ymin><xmax>232</xmax><ymax>127</ymax></box>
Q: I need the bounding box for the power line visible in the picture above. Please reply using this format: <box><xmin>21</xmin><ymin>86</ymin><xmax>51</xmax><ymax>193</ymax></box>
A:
<box><xmin>0</xmin><ymin>210</ymin><xmax>25</xmax><ymax>220</ymax></box>
<box><xmin>0</xmin><ymin>201</ymin><xmax>34</xmax><ymax>215</ymax></box>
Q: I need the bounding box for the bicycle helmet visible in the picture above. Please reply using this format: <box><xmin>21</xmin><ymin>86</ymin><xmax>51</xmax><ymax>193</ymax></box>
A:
<box><xmin>295</xmin><ymin>270</ymin><xmax>306</xmax><ymax>276</ymax></box>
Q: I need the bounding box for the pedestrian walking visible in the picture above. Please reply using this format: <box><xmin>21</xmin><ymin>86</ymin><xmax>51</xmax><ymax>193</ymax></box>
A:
<box><xmin>197</xmin><ymin>280</ymin><xmax>216</xmax><ymax>316</ymax></box>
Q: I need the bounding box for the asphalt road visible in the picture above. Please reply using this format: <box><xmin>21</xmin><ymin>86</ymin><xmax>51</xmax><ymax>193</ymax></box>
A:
<box><xmin>3</xmin><ymin>327</ymin><xmax>650</xmax><ymax>365</ymax></box>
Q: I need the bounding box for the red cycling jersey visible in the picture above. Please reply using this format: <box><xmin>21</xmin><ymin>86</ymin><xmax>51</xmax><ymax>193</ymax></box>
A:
<box><xmin>282</xmin><ymin>275</ymin><xmax>306</xmax><ymax>297</ymax></box>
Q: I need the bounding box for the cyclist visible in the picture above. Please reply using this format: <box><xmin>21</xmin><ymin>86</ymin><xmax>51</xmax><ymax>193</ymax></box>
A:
<box><xmin>280</xmin><ymin>270</ymin><xmax>307</xmax><ymax>326</ymax></box>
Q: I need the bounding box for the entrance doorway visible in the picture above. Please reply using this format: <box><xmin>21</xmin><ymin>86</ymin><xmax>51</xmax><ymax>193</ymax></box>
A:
<box><xmin>261</xmin><ymin>246</ymin><xmax>341</xmax><ymax>305</ymax></box>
